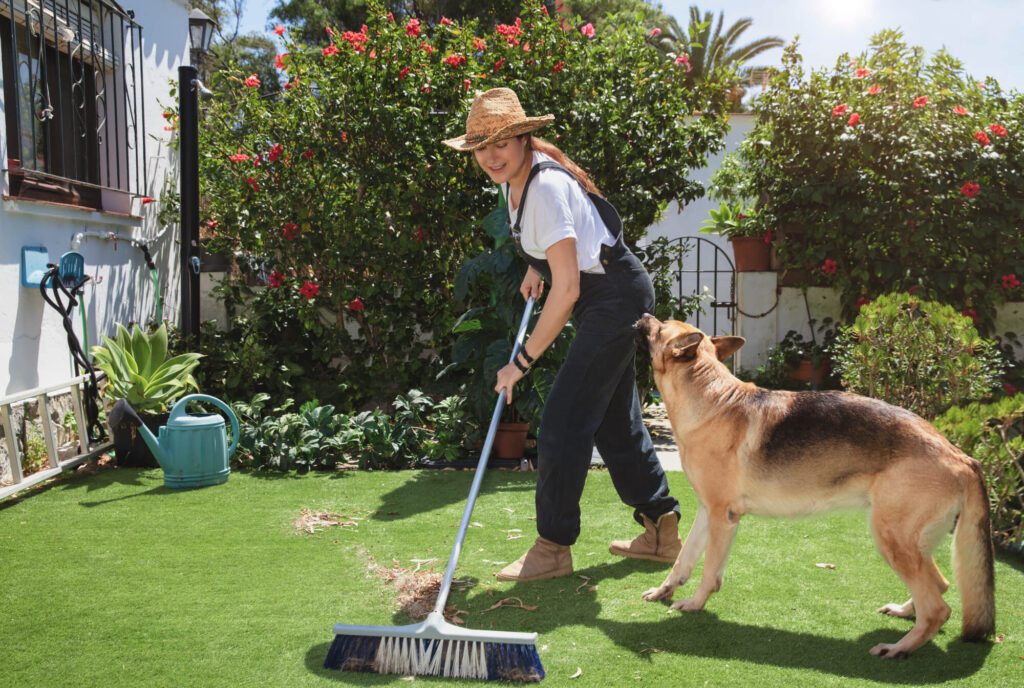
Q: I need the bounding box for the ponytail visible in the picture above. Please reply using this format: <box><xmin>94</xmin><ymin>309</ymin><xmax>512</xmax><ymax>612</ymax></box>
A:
<box><xmin>525</xmin><ymin>136</ymin><xmax>601</xmax><ymax>196</ymax></box>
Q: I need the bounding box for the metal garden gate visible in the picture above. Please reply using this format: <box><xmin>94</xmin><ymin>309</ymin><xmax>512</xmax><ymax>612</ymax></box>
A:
<box><xmin>667</xmin><ymin>236</ymin><xmax>737</xmax><ymax>337</ymax></box>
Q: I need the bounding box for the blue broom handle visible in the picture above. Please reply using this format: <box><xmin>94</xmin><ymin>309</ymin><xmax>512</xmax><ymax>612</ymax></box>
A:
<box><xmin>433</xmin><ymin>296</ymin><xmax>535</xmax><ymax>615</ymax></box>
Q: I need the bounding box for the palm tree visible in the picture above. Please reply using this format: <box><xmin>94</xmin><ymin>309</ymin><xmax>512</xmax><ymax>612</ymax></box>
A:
<box><xmin>654</xmin><ymin>5</ymin><xmax>783</xmax><ymax>91</ymax></box>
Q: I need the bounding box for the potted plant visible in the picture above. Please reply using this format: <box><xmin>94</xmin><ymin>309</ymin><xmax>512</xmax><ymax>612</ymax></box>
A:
<box><xmin>90</xmin><ymin>323</ymin><xmax>202</xmax><ymax>467</ymax></box>
<box><xmin>700</xmin><ymin>200</ymin><xmax>772</xmax><ymax>271</ymax></box>
<box><xmin>776</xmin><ymin>320</ymin><xmax>837</xmax><ymax>389</ymax></box>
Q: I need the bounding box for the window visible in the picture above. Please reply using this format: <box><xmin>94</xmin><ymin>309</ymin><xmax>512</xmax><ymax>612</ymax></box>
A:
<box><xmin>1</xmin><ymin>0</ymin><xmax>146</xmax><ymax>210</ymax></box>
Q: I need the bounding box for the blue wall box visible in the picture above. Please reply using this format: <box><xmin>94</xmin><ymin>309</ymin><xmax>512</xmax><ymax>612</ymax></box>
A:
<box><xmin>21</xmin><ymin>246</ymin><xmax>51</xmax><ymax>288</ymax></box>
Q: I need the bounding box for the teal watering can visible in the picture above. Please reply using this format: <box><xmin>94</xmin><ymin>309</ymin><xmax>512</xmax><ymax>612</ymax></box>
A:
<box><xmin>115</xmin><ymin>395</ymin><xmax>238</xmax><ymax>489</ymax></box>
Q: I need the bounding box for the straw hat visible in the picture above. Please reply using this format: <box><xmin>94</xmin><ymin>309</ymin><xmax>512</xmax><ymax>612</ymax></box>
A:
<box><xmin>443</xmin><ymin>88</ymin><xmax>554</xmax><ymax>151</ymax></box>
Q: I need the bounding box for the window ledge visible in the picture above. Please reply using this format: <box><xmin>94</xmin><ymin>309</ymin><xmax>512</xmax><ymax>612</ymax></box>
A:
<box><xmin>2</xmin><ymin>196</ymin><xmax>144</xmax><ymax>228</ymax></box>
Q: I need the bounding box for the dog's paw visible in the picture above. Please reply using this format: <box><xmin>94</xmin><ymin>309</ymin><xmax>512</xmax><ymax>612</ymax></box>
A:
<box><xmin>876</xmin><ymin>602</ymin><xmax>915</xmax><ymax>618</ymax></box>
<box><xmin>869</xmin><ymin>643</ymin><xmax>910</xmax><ymax>659</ymax></box>
<box><xmin>641</xmin><ymin>586</ymin><xmax>674</xmax><ymax>602</ymax></box>
<box><xmin>669</xmin><ymin>597</ymin><xmax>705</xmax><ymax>612</ymax></box>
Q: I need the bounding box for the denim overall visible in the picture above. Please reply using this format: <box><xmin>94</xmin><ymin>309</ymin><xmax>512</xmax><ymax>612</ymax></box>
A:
<box><xmin>509</xmin><ymin>162</ymin><xmax>680</xmax><ymax>546</ymax></box>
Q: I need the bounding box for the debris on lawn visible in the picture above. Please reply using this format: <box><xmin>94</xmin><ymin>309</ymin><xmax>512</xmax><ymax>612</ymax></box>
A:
<box><xmin>370</xmin><ymin>558</ymin><xmax>475</xmax><ymax>622</ymax></box>
<box><xmin>75</xmin><ymin>453</ymin><xmax>116</xmax><ymax>475</ymax></box>
<box><xmin>294</xmin><ymin>508</ymin><xmax>358</xmax><ymax>534</ymax></box>
<box><xmin>576</xmin><ymin>575</ymin><xmax>597</xmax><ymax>594</ymax></box>
<box><xmin>481</xmin><ymin>597</ymin><xmax>538</xmax><ymax>613</ymax></box>
<box><xmin>815</xmin><ymin>563</ymin><xmax>837</xmax><ymax>569</ymax></box>
<box><xmin>570</xmin><ymin>667</ymin><xmax>583</xmax><ymax>678</ymax></box>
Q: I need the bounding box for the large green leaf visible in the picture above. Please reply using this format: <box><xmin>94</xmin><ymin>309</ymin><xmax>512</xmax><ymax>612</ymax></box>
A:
<box><xmin>130</xmin><ymin>327</ymin><xmax>152</xmax><ymax>380</ymax></box>
<box><xmin>148</xmin><ymin>325</ymin><xmax>169</xmax><ymax>370</ymax></box>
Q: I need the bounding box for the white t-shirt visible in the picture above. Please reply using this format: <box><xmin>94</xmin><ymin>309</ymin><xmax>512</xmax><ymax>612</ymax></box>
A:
<box><xmin>506</xmin><ymin>152</ymin><xmax>616</xmax><ymax>273</ymax></box>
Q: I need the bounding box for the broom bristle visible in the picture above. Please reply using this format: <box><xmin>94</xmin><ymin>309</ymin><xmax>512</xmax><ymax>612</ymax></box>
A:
<box><xmin>324</xmin><ymin>635</ymin><xmax>544</xmax><ymax>682</ymax></box>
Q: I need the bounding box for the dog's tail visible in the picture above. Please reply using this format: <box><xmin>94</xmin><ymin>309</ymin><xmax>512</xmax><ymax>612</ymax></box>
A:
<box><xmin>952</xmin><ymin>460</ymin><xmax>996</xmax><ymax>642</ymax></box>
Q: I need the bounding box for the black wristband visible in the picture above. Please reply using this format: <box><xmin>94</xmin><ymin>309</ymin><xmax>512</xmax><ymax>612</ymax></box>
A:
<box><xmin>512</xmin><ymin>356</ymin><xmax>530</xmax><ymax>374</ymax></box>
<box><xmin>518</xmin><ymin>347</ymin><xmax>535</xmax><ymax>365</ymax></box>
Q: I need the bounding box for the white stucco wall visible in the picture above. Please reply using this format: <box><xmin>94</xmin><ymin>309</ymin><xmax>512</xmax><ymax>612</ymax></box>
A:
<box><xmin>0</xmin><ymin>0</ymin><xmax>188</xmax><ymax>396</ymax></box>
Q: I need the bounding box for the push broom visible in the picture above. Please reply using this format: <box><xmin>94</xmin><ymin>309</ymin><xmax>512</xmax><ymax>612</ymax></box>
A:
<box><xmin>324</xmin><ymin>297</ymin><xmax>544</xmax><ymax>682</ymax></box>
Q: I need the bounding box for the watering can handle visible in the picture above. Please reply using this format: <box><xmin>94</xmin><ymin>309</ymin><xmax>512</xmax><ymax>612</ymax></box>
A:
<box><xmin>169</xmin><ymin>394</ymin><xmax>240</xmax><ymax>458</ymax></box>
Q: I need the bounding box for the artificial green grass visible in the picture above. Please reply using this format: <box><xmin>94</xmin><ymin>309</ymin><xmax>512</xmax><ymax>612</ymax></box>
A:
<box><xmin>1</xmin><ymin>466</ymin><xmax>1022</xmax><ymax>687</ymax></box>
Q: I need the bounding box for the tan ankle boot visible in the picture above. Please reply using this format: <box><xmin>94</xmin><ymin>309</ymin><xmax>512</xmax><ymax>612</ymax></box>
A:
<box><xmin>496</xmin><ymin>537</ymin><xmax>573</xmax><ymax>582</ymax></box>
<box><xmin>608</xmin><ymin>513</ymin><xmax>681</xmax><ymax>563</ymax></box>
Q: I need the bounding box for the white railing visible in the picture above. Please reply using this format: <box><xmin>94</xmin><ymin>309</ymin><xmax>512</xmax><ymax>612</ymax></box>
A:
<box><xmin>0</xmin><ymin>373</ymin><xmax>112</xmax><ymax>500</ymax></box>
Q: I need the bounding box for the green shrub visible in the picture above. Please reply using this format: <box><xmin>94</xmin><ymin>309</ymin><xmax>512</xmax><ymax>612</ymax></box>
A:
<box><xmin>185</xmin><ymin>0</ymin><xmax>731</xmax><ymax>411</ymax></box>
<box><xmin>832</xmin><ymin>292</ymin><xmax>1003</xmax><ymax>417</ymax></box>
<box><xmin>934</xmin><ymin>395</ymin><xmax>1024</xmax><ymax>549</ymax></box>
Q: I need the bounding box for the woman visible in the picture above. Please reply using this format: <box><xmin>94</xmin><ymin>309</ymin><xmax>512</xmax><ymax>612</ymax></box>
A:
<box><xmin>443</xmin><ymin>88</ymin><xmax>681</xmax><ymax>582</ymax></box>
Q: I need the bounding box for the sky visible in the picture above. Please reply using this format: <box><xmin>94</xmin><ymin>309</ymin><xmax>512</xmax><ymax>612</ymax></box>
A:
<box><xmin>237</xmin><ymin>0</ymin><xmax>1024</xmax><ymax>93</ymax></box>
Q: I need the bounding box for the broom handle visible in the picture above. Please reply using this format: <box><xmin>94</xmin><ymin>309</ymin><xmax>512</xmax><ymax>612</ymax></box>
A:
<box><xmin>433</xmin><ymin>296</ymin><xmax>535</xmax><ymax>615</ymax></box>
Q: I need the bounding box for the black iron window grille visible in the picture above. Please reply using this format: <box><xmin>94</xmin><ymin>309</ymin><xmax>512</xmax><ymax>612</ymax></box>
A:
<box><xmin>1</xmin><ymin>0</ymin><xmax>146</xmax><ymax>210</ymax></box>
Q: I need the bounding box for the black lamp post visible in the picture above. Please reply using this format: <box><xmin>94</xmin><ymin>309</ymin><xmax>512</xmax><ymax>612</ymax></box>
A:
<box><xmin>179</xmin><ymin>9</ymin><xmax>216</xmax><ymax>342</ymax></box>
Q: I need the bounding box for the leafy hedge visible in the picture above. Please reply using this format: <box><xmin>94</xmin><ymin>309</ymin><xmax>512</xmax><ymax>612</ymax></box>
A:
<box><xmin>187</xmin><ymin>0</ymin><xmax>731</xmax><ymax>410</ymax></box>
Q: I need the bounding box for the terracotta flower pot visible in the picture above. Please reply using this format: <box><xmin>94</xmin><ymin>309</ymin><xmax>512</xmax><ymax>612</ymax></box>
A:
<box><xmin>788</xmin><ymin>358</ymin><xmax>830</xmax><ymax>388</ymax></box>
<box><xmin>729</xmin><ymin>236</ymin><xmax>771</xmax><ymax>272</ymax></box>
<box><xmin>493</xmin><ymin>422</ymin><xmax>530</xmax><ymax>459</ymax></box>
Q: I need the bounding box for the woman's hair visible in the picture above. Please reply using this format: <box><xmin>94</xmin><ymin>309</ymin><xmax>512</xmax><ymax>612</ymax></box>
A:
<box><xmin>524</xmin><ymin>136</ymin><xmax>601</xmax><ymax>196</ymax></box>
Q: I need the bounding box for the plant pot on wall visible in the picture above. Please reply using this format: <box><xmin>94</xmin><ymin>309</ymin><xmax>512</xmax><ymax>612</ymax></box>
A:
<box><xmin>493</xmin><ymin>422</ymin><xmax>530</xmax><ymax>460</ymax></box>
<box><xmin>729</xmin><ymin>236</ymin><xmax>771</xmax><ymax>272</ymax></box>
<box><xmin>787</xmin><ymin>357</ymin><xmax>830</xmax><ymax>388</ymax></box>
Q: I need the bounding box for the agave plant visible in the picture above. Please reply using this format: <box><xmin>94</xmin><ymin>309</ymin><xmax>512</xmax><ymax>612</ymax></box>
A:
<box><xmin>90</xmin><ymin>324</ymin><xmax>202</xmax><ymax>414</ymax></box>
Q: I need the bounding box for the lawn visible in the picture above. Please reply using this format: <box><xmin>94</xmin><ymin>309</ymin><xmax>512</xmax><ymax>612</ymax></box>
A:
<box><xmin>2</xmin><ymin>466</ymin><xmax>1022</xmax><ymax>687</ymax></box>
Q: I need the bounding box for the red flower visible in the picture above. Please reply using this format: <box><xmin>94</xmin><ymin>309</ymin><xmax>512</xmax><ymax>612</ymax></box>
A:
<box><xmin>493</xmin><ymin>58</ymin><xmax>505</xmax><ymax>72</ymax></box>
<box><xmin>399</xmin><ymin>66</ymin><xmax>411</xmax><ymax>80</ymax></box>
<box><xmin>341</xmin><ymin>30</ymin><xmax>368</xmax><ymax>52</ymax></box>
<box><xmin>244</xmin><ymin>74</ymin><xmax>260</xmax><ymax>88</ymax></box>
<box><xmin>960</xmin><ymin>181</ymin><xmax>980</xmax><ymax>199</ymax></box>
<box><xmin>961</xmin><ymin>309</ymin><xmax>978</xmax><ymax>323</ymax></box>
<box><xmin>553</xmin><ymin>61</ymin><xmax>565</xmax><ymax>74</ymax></box>
<box><xmin>275</xmin><ymin>53</ymin><xmax>288</xmax><ymax>69</ymax></box>
<box><xmin>909</xmin><ymin>285</ymin><xmax>918</xmax><ymax>295</ymax></box>
<box><xmin>847</xmin><ymin>112</ymin><xmax>860</xmax><ymax>127</ymax></box>
<box><xmin>341</xmin><ymin>132</ymin><xmax>348</xmax><ymax>143</ymax></box>
<box><xmin>348</xmin><ymin>297</ymin><xmax>364</xmax><ymax>311</ymax></box>
<box><xmin>856</xmin><ymin>297</ymin><xmax>872</xmax><ymax>309</ymax></box>
<box><xmin>580</xmin><ymin>22</ymin><xmax>595</xmax><ymax>38</ymax></box>
<box><xmin>821</xmin><ymin>259</ymin><xmax>837</xmax><ymax>274</ymax></box>
<box><xmin>273</xmin><ymin>25</ymin><xmax>286</xmax><ymax>36</ymax></box>
<box><xmin>831</xmin><ymin>103</ymin><xmax>849</xmax><ymax>117</ymax></box>
<box><xmin>853</xmin><ymin>68</ymin><xmax>870</xmax><ymax>78</ymax></box>
<box><xmin>163</xmin><ymin>109</ymin><xmax>174</xmax><ymax>119</ymax></box>
<box><xmin>268</xmin><ymin>270</ymin><xmax>284</xmax><ymax>288</ymax></box>
<box><xmin>441</xmin><ymin>16</ymin><xmax>453</xmax><ymax>26</ymax></box>
<box><xmin>1005</xmin><ymin>383</ymin><xmax>1018</xmax><ymax>396</ymax></box>
<box><xmin>284</xmin><ymin>81</ymin><xmax>293</xmax><ymax>90</ymax></box>
<box><xmin>496</xmin><ymin>22</ymin><xmax>523</xmax><ymax>46</ymax></box>
<box><xmin>302</xmin><ymin>150</ymin><xmax>314</xmax><ymax>160</ymax></box>
<box><xmin>300</xmin><ymin>282</ymin><xmax>320</xmax><ymax>299</ymax></box>
<box><xmin>387</xmin><ymin>12</ymin><xmax>395</xmax><ymax>23</ymax></box>
<box><xmin>763</xmin><ymin>230</ymin><xmax>772</xmax><ymax>245</ymax></box>
<box><xmin>141</xmin><ymin>196</ymin><xmax>155</xmax><ymax>205</ymax></box>
<box><xmin>912</xmin><ymin>96</ymin><xmax>929</xmax><ymax>108</ymax></box>
<box><xmin>444</xmin><ymin>54</ymin><xmax>467</xmax><ymax>68</ymax></box>
<box><xmin>1002</xmin><ymin>274</ymin><xmax>1020</xmax><ymax>289</ymax></box>
<box><xmin>268</xmin><ymin>143</ymin><xmax>284</xmax><ymax>162</ymax></box>
<box><xmin>650</xmin><ymin>28</ymin><xmax>661</xmax><ymax>37</ymax></box>
<box><xmin>473</xmin><ymin>37</ymin><xmax>486</xmax><ymax>51</ymax></box>
<box><xmin>419</xmin><ymin>42</ymin><xmax>435</xmax><ymax>55</ymax></box>
<box><xmin>322</xmin><ymin>43</ymin><xmax>340</xmax><ymax>56</ymax></box>
<box><xmin>406</xmin><ymin>18</ymin><xmax>421</xmax><ymax>37</ymax></box>
<box><xmin>974</xmin><ymin>131</ymin><xmax>991</xmax><ymax>146</ymax></box>
<box><xmin>463</xmin><ymin>78</ymin><xmax>471</xmax><ymax>91</ymax></box>
<box><xmin>326</xmin><ymin>26</ymin><xmax>334</xmax><ymax>36</ymax></box>
<box><xmin>866</xmin><ymin>85</ymin><xmax>881</xmax><ymax>95</ymax></box>
<box><xmin>207</xmin><ymin>219</ymin><xmax>219</xmax><ymax>229</ymax></box>
<box><xmin>675</xmin><ymin>54</ymin><xmax>691</xmax><ymax>72</ymax></box>
<box><xmin>246</xmin><ymin>176</ymin><xmax>259</xmax><ymax>193</ymax></box>
<box><xmin>282</xmin><ymin>223</ymin><xmax>299</xmax><ymax>240</ymax></box>
<box><xmin>229</xmin><ymin>152</ymin><xmax>250</xmax><ymax>162</ymax></box>
<box><xmin>953</xmin><ymin>105</ymin><xmax>969</xmax><ymax>115</ymax></box>
<box><xmin>989</xmin><ymin>123</ymin><xmax>1008</xmax><ymax>137</ymax></box>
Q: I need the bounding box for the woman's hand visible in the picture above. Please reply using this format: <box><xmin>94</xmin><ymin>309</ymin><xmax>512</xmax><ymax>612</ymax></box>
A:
<box><xmin>494</xmin><ymin>361</ymin><xmax>525</xmax><ymax>404</ymax></box>
<box><xmin>520</xmin><ymin>267</ymin><xmax>544</xmax><ymax>302</ymax></box>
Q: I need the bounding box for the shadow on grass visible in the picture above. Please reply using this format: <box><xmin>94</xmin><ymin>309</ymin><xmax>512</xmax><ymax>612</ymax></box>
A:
<box><xmin>368</xmin><ymin>470</ymin><xmax>536</xmax><ymax>523</ymax></box>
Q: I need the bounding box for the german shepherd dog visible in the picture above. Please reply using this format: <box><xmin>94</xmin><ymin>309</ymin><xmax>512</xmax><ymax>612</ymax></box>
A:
<box><xmin>634</xmin><ymin>315</ymin><xmax>995</xmax><ymax>658</ymax></box>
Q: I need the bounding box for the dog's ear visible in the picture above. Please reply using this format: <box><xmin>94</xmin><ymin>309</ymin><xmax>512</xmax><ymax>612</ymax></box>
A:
<box><xmin>710</xmin><ymin>336</ymin><xmax>745</xmax><ymax>362</ymax></box>
<box><xmin>667</xmin><ymin>332</ymin><xmax>704</xmax><ymax>361</ymax></box>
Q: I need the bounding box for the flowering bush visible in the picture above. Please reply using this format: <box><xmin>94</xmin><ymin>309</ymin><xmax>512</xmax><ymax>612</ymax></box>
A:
<box><xmin>723</xmin><ymin>30</ymin><xmax>1024</xmax><ymax>327</ymax></box>
<box><xmin>191</xmin><ymin>0</ymin><xmax>731</xmax><ymax>409</ymax></box>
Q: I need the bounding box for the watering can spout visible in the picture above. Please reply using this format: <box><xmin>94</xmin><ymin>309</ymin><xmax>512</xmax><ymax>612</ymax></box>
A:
<box><xmin>110</xmin><ymin>399</ymin><xmax>170</xmax><ymax>468</ymax></box>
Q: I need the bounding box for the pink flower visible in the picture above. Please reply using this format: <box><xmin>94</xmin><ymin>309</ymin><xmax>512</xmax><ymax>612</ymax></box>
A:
<box><xmin>322</xmin><ymin>44</ymin><xmax>340</xmax><ymax>56</ymax></box>
<box><xmin>229</xmin><ymin>152</ymin><xmax>250</xmax><ymax>162</ymax></box>
<box><xmin>856</xmin><ymin>297</ymin><xmax>872</xmax><ymax>309</ymax></box>
<box><xmin>989</xmin><ymin>123</ymin><xmax>1008</xmax><ymax>137</ymax></box>
<box><xmin>282</xmin><ymin>223</ymin><xmax>299</xmax><ymax>240</ymax></box>
<box><xmin>960</xmin><ymin>181</ymin><xmax>980</xmax><ymax>199</ymax></box>
<box><xmin>650</xmin><ymin>28</ymin><xmax>661</xmax><ymax>37</ymax></box>
<box><xmin>348</xmin><ymin>297</ymin><xmax>364</xmax><ymax>311</ymax></box>
<box><xmin>912</xmin><ymin>96</ymin><xmax>929</xmax><ymax>109</ymax></box>
<box><xmin>387</xmin><ymin>12</ymin><xmax>394</xmax><ymax>23</ymax></box>
<box><xmin>832</xmin><ymin>103</ymin><xmax>849</xmax><ymax>117</ymax></box>
<box><xmin>300</xmin><ymin>282</ymin><xmax>320</xmax><ymax>299</ymax></box>
<box><xmin>406</xmin><ymin>18</ymin><xmax>421</xmax><ymax>38</ymax></box>
<box><xmin>848</xmin><ymin>112</ymin><xmax>860</xmax><ymax>127</ymax></box>
<box><xmin>866</xmin><ymin>84</ymin><xmax>881</xmax><ymax>95</ymax></box>
<box><xmin>853</xmin><ymin>68</ymin><xmax>870</xmax><ymax>78</ymax></box>
<box><xmin>974</xmin><ymin>131</ymin><xmax>991</xmax><ymax>146</ymax></box>
<box><xmin>440</xmin><ymin>17</ymin><xmax>453</xmax><ymax>26</ymax></box>
<box><xmin>268</xmin><ymin>270</ymin><xmax>284</xmax><ymax>288</ymax></box>
<box><xmin>244</xmin><ymin>74</ymin><xmax>260</xmax><ymax>88</ymax></box>
<box><xmin>580</xmin><ymin>22</ymin><xmax>595</xmax><ymax>38</ymax></box>
<box><xmin>553</xmin><ymin>60</ymin><xmax>565</xmax><ymax>74</ymax></box>
<box><xmin>273</xmin><ymin>25</ymin><xmax>286</xmax><ymax>36</ymax></box>
<box><xmin>141</xmin><ymin>196</ymin><xmax>154</xmax><ymax>205</ymax></box>
<box><xmin>1002</xmin><ymin>274</ymin><xmax>1020</xmax><ymax>289</ymax></box>
<box><xmin>675</xmin><ymin>54</ymin><xmax>691</xmax><ymax>72</ymax></box>
<box><xmin>961</xmin><ymin>309</ymin><xmax>978</xmax><ymax>323</ymax></box>
<box><xmin>953</xmin><ymin>105</ymin><xmax>969</xmax><ymax>115</ymax></box>
<box><xmin>274</xmin><ymin>53</ymin><xmax>288</xmax><ymax>69</ymax></box>
<box><xmin>207</xmin><ymin>220</ymin><xmax>219</xmax><ymax>230</ymax></box>
<box><xmin>821</xmin><ymin>259</ymin><xmax>837</xmax><ymax>274</ymax></box>
<box><xmin>246</xmin><ymin>176</ymin><xmax>259</xmax><ymax>193</ymax></box>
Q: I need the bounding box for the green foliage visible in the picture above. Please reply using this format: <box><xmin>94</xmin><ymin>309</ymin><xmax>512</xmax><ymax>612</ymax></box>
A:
<box><xmin>832</xmin><ymin>293</ymin><xmax>1003</xmax><ymax>418</ymax></box>
<box><xmin>728</xmin><ymin>31</ymin><xmax>1024</xmax><ymax>325</ymax></box>
<box><xmin>90</xmin><ymin>324</ymin><xmax>202</xmax><ymax>414</ymax></box>
<box><xmin>187</xmin><ymin>0</ymin><xmax>731</xmax><ymax>411</ymax></box>
<box><xmin>21</xmin><ymin>426</ymin><xmax>48</xmax><ymax>476</ymax></box>
<box><xmin>744</xmin><ymin>321</ymin><xmax>839</xmax><ymax>391</ymax></box>
<box><xmin>934</xmin><ymin>395</ymin><xmax>1024</xmax><ymax>549</ymax></box>
<box><xmin>699</xmin><ymin>199</ymin><xmax>763</xmax><ymax>238</ymax></box>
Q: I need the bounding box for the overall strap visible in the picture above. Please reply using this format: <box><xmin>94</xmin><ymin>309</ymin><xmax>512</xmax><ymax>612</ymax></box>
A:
<box><xmin>508</xmin><ymin>161</ymin><xmax>579</xmax><ymax>234</ymax></box>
